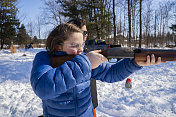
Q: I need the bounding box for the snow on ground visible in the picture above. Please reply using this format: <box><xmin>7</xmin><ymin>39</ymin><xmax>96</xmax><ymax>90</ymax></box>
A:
<box><xmin>0</xmin><ymin>48</ymin><xmax>176</xmax><ymax>117</ymax></box>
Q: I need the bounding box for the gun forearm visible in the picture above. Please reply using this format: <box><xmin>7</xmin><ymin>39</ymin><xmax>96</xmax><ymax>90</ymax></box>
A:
<box><xmin>135</xmin><ymin>52</ymin><xmax>176</xmax><ymax>62</ymax></box>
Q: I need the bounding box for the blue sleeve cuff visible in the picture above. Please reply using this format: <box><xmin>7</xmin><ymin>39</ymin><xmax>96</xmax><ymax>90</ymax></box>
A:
<box><xmin>131</xmin><ymin>58</ymin><xmax>143</xmax><ymax>67</ymax></box>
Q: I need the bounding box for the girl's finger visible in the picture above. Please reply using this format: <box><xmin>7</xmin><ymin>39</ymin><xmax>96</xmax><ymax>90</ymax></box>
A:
<box><xmin>151</xmin><ymin>54</ymin><xmax>155</xmax><ymax>64</ymax></box>
<box><xmin>156</xmin><ymin>57</ymin><xmax>162</xmax><ymax>65</ymax></box>
<box><xmin>92</xmin><ymin>50</ymin><xmax>102</xmax><ymax>53</ymax></box>
<box><xmin>146</xmin><ymin>55</ymin><xmax>150</xmax><ymax>65</ymax></box>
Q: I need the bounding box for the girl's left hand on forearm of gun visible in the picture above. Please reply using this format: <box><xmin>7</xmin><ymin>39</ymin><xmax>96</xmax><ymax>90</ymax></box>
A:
<box><xmin>135</xmin><ymin>54</ymin><xmax>162</xmax><ymax>66</ymax></box>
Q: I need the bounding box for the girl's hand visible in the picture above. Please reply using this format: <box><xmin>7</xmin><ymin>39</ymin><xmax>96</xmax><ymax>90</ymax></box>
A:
<box><xmin>135</xmin><ymin>54</ymin><xmax>162</xmax><ymax>66</ymax></box>
<box><xmin>86</xmin><ymin>50</ymin><xmax>107</xmax><ymax>69</ymax></box>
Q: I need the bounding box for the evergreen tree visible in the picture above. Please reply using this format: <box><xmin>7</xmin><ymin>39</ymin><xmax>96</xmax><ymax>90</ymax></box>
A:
<box><xmin>56</xmin><ymin>0</ymin><xmax>113</xmax><ymax>41</ymax></box>
<box><xmin>170</xmin><ymin>24</ymin><xmax>176</xmax><ymax>32</ymax></box>
<box><xmin>0</xmin><ymin>0</ymin><xmax>20</xmax><ymax>49</ymax></box>
<box><xmin>33</xmin><ymin>36</ymin><xmax>38</xmax><ymax>44</ymax></box>
<box><xmin>170</xmin><ymin>24</ymin><xmax>176</xmax><ymax>46</ymax></box>
<box><xmin>57</xmin><ymin>0</ymin><xmax>82</xmax><ymax>18</ymax></box>
<box><xmin>16</xmin><ymin>24</ymin><xmax>31</xmax><ymax>46</ymax></box>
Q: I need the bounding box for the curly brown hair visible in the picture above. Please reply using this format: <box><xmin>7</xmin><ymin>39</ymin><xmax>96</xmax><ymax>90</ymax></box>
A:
<box><xmin>46</xmin><ymin>23</ymin><xmax>82</xmax><ymax>55</ymax></box>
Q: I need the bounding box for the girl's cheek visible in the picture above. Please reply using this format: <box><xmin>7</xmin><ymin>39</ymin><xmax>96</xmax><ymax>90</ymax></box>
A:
<box><xmin>67</xmin><ymin>49</ymin><xmax>77</xmax><ymax>55</ymax></box>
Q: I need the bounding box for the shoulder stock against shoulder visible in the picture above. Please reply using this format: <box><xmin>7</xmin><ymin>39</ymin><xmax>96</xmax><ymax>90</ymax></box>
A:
<box><xmin>50</xmin><ymin>55</ymin><xmax>75</xmax><ymax>68</ymax></box>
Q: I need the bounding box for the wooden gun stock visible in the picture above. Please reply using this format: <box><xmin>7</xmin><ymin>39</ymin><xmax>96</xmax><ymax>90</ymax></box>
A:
<box><xmin>50</xmin><ymin>55</ymin><xmax>75</xmax><ymax>68</ymax></box>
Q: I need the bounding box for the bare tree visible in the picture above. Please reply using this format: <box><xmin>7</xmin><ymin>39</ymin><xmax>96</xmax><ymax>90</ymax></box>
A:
<box><xmin>122</xmin><ymin>1</ymin><xmax>127</xmax><ymax>46</ymax></box>
<box><xmin>113</xmin><ymin>0</ymin><xmax>117</xmax><ymax>44</ymax></box>
<box><xmin>105</xmin><ymin>0</ymin><xmax>112</xmax><ymax>44</ymax></box>
<box><xmin>128</xmin><ymin>0</ymin><xmax>131</xmax><ymax>47</ymax></box>
<box><xmin>26</xmin><ymin>21</ymin><xmax>35</xmax><ymax>38</ymax></box>
<box><xmin>36</xmin><ymin>16</ymin><xmax>42</xmax><ymax>39</ymax></box>
<box><xmin>139</xmin><ymin>0</ymin><xmax>142</xmax><ymax>48</ymax></box>
<box><xmin>156</xmin><ymin>1</ymin><xmax>175</xmax><ymax>47</ymax></box>
<box><xmin>42</xmin><ymin>0</ymin><xmax>63</xmax><ymax>27</ymax></box>
<box><xmin>143</xmin><ymin>0</ymin><xmax>152</xmax><ymax>47</ymax></box>
<box><xmin>154</xmin><ymin>10</ymin><xmax>159</xmax><ymax>46</ymax></box>
<box><xmin>131</xmin><ymin>0</ymin><xmax>138</xmax><ymax>47</ymax></box>
<box><xmin>162</xmin><ymin>1</ymin><xmax>175</xmax><ymax>45</ymax></box>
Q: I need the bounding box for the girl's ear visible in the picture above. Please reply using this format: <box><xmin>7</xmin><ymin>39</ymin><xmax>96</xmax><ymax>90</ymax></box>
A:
<box><xmin>56</xmin><ymin>45</ymin><xmax>62</xmax><ymax>51</ymax></box>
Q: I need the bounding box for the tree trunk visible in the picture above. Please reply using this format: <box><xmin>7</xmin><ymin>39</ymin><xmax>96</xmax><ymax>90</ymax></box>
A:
<box><xmin>128</xmin><ymin>0</ymin><xmax>131</xmax><ymax>47</ymax></box>
<box><xmin>123</xmin><ymin>2</ymin><xmax>126</xmax><ymax>46</ymax></box>
<box><xmin>139</xmin><ymin>0</ymin><xmax>142</xmax><ymax>48</ymax></box>
<box><xmin>113</xmin><ymin>0</ymin><xmax>117</xmax><ymax>45</ymax></box>
<box><xmin>154</xmin><ymin>10</ymin><xmax>157</xmax><ymax>46</ymax></box>
<box><xmin>1</xmin><ymin>37</ymin><xmax>4</xmax><ymax>49</ymax></box>
<box><xmin>93</xmin><ymin>0</ymin><xmax>100</xmax><ymax>39</ymax></box>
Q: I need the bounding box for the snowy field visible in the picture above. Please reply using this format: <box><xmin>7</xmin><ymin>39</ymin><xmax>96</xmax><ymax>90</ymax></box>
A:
<box><xmin>0</xmin><ymin>48</ymin><xmax>176</xmax><ymax>117</ymax></box>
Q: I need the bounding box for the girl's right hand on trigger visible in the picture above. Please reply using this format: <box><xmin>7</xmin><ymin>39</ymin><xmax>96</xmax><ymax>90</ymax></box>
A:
<box><xmin>86</xmin><ymin>50</ymin><xmax>107</xmax><ymax>69</ymax></box>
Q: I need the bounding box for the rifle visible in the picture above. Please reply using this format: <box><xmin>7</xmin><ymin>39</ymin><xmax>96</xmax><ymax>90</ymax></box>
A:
<box><xmin>50</xmin><ymin>47</ymin><xmax>176</xmax><ymax>68</ymax></box>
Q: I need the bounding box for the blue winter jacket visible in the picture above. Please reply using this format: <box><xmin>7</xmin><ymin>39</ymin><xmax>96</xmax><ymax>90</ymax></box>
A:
<box><xmin>30</xmin><ymin>51</ymin><xmax>142</xmax><ymax>117</ymax></box>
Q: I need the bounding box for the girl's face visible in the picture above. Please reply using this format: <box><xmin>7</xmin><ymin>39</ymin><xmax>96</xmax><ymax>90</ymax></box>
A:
<box><xmin>57</xmin><ymin>32</ymin><xmax>84</xmax><ymax>55</ymax></box>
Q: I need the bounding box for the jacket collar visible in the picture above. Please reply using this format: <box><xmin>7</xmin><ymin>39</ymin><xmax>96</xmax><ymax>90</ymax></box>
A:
<box><xmin>55</xmin><ymin>51</ymin><xmax>68</xmax><ymax>56</ymax></box>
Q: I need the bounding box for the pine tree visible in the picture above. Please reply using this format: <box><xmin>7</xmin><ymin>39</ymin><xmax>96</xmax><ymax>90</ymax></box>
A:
<box><xmin>16</xmin><ymin>24</ymin><xmax>31</xmax><ymax>46</ymax></box>
<box><xmin>57</xmin><ymin>0</ymin><xmax>82</xmax><ymax>19</ymax></box>
<box><xmin>56</xmin><ymin>0</ymin><xmax>112</xmax><ymax>41</ymax></box>
<box><xmin>33</xmin><ymin>36</ymin><xmax>38</xmax><ymax>44</ymax></box>
<box><xmin>170</xmin><ymin>24</ymin><xmax>176</xmax><ymax>46</ymax></box>
<box><xmin>170</xmin><ymin>24</ymin><xmax>176</xmax><ymax>32</ymax></box>
<box><xmin>0</xmin><ymin>0</ymin><xmax>20</xmax><ymax>49</ymax></box>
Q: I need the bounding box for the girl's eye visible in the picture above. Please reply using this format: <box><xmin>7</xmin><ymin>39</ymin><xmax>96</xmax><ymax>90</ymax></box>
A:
<box><xmin>63</xmin><ymin>43</ymin><xmax>85</xmax><ymax>48</ymax></box>
<box><xmin>70</xmin><ymin>44</ymin><xmax>78</xmax><ymax>48</ymax></box>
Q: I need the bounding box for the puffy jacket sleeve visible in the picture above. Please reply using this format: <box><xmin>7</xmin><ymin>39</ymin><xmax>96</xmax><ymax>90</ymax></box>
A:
<box><xmin>30</xmin><ymin>51</ymin><xmax>92</xmax><ymax>100</ymax></box>
<box><xmin>91</xmin><ymin>58</ymin><xmax>142</xmax><ymax>83</ymax></box>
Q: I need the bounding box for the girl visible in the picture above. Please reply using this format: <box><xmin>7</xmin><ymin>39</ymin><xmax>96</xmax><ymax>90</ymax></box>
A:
<box><xmin>68</xmin><ymin>18</ymin><xmax>98</xmax><ymax>116</ymax></box>
<box><xmin>31</xmin><ymin>23</ymin><xmax>161</xmax><ymax>117</ymax></box>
